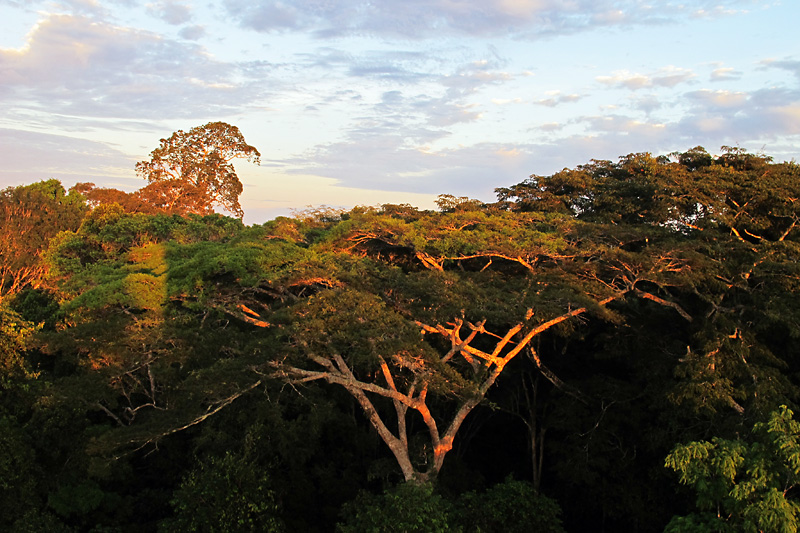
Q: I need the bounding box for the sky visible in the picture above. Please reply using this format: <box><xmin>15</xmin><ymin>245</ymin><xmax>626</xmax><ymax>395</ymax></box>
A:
<box><xmin>1</xmin><ymin>0</ymin><xmax>798</xmax><ymax>224</ymax></box>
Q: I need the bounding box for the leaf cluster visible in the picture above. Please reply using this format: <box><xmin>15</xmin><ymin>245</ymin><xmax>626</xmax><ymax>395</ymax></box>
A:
<box><xmin>665</xmin><ymin>406</ymin><xmax>800</xmax><ymax>532</ymax></box>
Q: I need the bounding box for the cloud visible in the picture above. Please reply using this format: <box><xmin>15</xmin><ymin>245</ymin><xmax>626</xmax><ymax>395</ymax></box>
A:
<box><xmin>441</xmin><ymin>57</ymin><xmax>513</xmax><ymax>95</ymax></box>
<box><xmin>760</xmin><ymin>104</ymin><xmax>800</xmax><ymax>135</ymax></box>
<box><xmin>491</xmin><ymin>97</ymin><xmax>524</xmax><ymax>105</ymax></box>
<box><xmin>535</xmin><ymin>91</ymin><xmax>582</xmax><ymax>107</ymax></box>
<box><xmin>596</xmin><ymin>66</ymin><xmax>695</xmax><ymax>90</ymax></box>
<box><xmin>291</xmin><ymin>50</ymin><xmax>511</xmax><ymax>134</ymax></box>
<box><xmin>691</xmin><ymin>5</ymin><xmax>747</xmax><ymax>19</ymax></box>
<box><xmin>293</xmin><ymin>125</ymin><xmax>746</xmax><ymax>201</ymax></box>
<box><xmin>286</xmin><ymin>137</ymin><xmax>539</xmax><ymax>199</ymax></box>
<box><xmin>763</xmin><ymin>58</ymin><xmax>800</xmax><ymax>80</ymax></box>
<box><xmin>279</xmin><ymin>125</ymin><xmax>678</xmax><ymax>201</ymax></box>
<box><xmin>295</xmin><ymin>47</ymin><xmax>438</xmax><ymax>86</ymax></box>
<box><xmin>597</xmin><ymin>71</ymin><xmax>651</xmax><ymax>90</ymax></box>
<box><xmin>710</xmin><ymin>66</ymin><xmax>742</xmax><ymax>81</ymax></box>
<box><xmin>539</xmin><ymin>122</ymin><xmax>564</xmax><ymax>132</ymax></box>
<box><xmin>0</xmin><ymin>127</ymin><xmax>136</xmax><ymax>188</ymax></box>
<box><xmin>178</xmin><ymin>24</ymin><xmax>206</xmax><ymax>40</ymax></box>
<box><xmin>580</xmin><ymin>114</ymin><xmax>669</xmax><ymax>138</ymax></box>
<box><xmin>146</xmin><ymin>1</ymin><xmax>193</xmax><ymax>25</ymax></box>
<box><xmin>629</xmin><ymin>94</ymin><xmax>663</xmax><ymax>114</ymax></box>
<box><xmin>0</xmin><ymin>14</ymin><xmax>271</xmax><ymax>120</ymax></box>
<box><xmin>551</xmin><ymin>81</ymin><xmax>799</xmax><ymax>159</ymax></box>
<box><xmin>221</xmin><ymin>0</ymin><xmax>758</xmax><ymax>39</ymax></box>
<box><xmin>686</xmin><ymin>89</ymin><xmax>748</xmax><ymax>108</ymax></box>
<box><xmin>427</xmin><ymin>102</ymin><xmax>483</xmax><ymax>127</ymax></box>
<box><xmin>48</xmin><ymin>0</ymin><xmax>112</xmax><ymax>17</ymax></box>
<box><xmin>672</xmin><ymin>85</ymin><xmax>800</xmax><ymax>144</ymax></box>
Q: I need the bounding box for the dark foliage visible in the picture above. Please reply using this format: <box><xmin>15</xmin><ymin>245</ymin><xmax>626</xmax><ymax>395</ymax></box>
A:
<box><xmin>3</xmin><ymin>146</ymin><xmax>800</xmax><ymax>531</ymax></box>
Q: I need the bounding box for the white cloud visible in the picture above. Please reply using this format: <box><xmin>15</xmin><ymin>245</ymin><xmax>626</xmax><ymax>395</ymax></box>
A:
<box><xmin>762</xmin><ymin>104</ymin><xmax>800</xmax><ymax>134</ymax></box>
<box><xmin>591</xmin><ymin>9</ymin><xmax>627</xmax><ymax>24</ymax></box>
<box><xmin>0</xmin><ymin>14</ymin><xmax>270</xmax><ymax>120</ymax></box>
<box><xmin>582</xmin><ymin>114</ymin><xmax>668</xmax><ymax>137</ymax></box>
<box><xmin>535</xmin><ymin>91</ymin><xmax>582</xmax><ymax>106</ymax></box>
<box><xmin>539</xmin><ymin>122</ymin><xmax>564</xmax><ymax>132</ymax></box>
<box><xmin>675</xmin><ymin>85</ymin><xmax>800</xmax><ymax>143</ymax></box>
<box><xmin>710</xmin><ymin>66</ymin><xmax>742</xmax><ymax>81</ymax></box>
<box><xmin>221</xmin><ymin>0</ymin><xmax>762</xmax><ymax>39</ymax></box>
<box><xmin>597</xmin><ymin>66</ymin><xmax>695</xmax><ymax>90</ymax></box>
<box><xmin>686</xmin><ymin>89</ymin><xmax>748</xmax><ymax>108</ymax></box>
<box><xmin>691</xmin><ymin>5</ymin><xmax>745</xmax><ymax>19</ymax></box>
<box><xmin>596</xmin><ymin>70</ymin><xmax>651</xmax><ymax>90</ymax></box>
<box><xmin>441</xmin><ymin>58</ymin><xmax>514</xmax><ymax>94</ymax></box>
<box><xmin>653</xmin><ymin>66</ymin><xmax>696</xmax><ymax>87</ymax></box>
<box><xmin>491</xmin><ymin>97</ymin><xmax>524</xmax><ymax>105</ymax></box>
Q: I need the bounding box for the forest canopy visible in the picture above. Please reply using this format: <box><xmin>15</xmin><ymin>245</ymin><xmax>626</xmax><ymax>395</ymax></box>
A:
<box><xmin>2</xmin><ymin>144</ymin><xmax>800</xmax><ymax>531</ymax></box>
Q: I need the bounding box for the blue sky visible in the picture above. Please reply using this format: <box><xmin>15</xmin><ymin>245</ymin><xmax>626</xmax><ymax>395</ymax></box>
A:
<box><xmin>1</xmin><ymin>0</ymin><xmax>798</xmax><ymax>223</ymax></box>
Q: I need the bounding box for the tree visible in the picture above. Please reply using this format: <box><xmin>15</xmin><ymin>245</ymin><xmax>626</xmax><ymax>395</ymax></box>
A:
<box><xmin>494</xmin><ymin>147</ymin><xmax>800</xmax><ymax>528</ymax></box>
<box><xmin>0</xmin><ymin>307</ymin><xmax>38</xmax><ymax>393</ymax></box>
<box><xmin>665</xmin><ymin>406</ymin><xmax>800</xmax><ymax>532</ymax></box>
<box><xmin>337</xmin><ymin>482</ymin><xmax>454</xmax><ymax>532</ymax></box>
<box><xmin>70</xmin><ymin>182</ymin><xmax>155</xmax><ymax>214</ymax></box>
<box><xmin>0</xmin><ymin>180</ymin><xmax>86</xmax><ymax>303</ymax></box>
<box><xmin>135</xmin><ymin>122</ymin><xmax>260</xmax><ymax>218</ymax></box>
<box><xmin>161</xmin><ymin>452</ymin><xmax>283</xmax><ymax>532</ymax></box>
<box><xmin>247</xmin><ymin>205</ymin><xmax>695</xmax><ymax>484</ymax></box>
<box><xmin>455</xmin><ymin>478</ymin><xmax>565</xmax><ymax>533</ymax></box>
<box><xmin>498</xmin><ymin>148</ymin><xmax>800</xmax><ymax>418</ymax></box>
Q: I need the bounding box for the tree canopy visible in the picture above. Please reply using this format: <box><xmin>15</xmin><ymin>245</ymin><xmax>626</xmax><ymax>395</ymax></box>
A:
<box><xmin>3</xmin><ymin>145</ymin><xmax>800</xmax><ymax>531</ymax></box>
<box><xmin>0</xmin><ymin>179</ymin><xmax>86</xmax><ymax>303</ymax></box>
<box><xmin>135</xmin><ymin>122</ymin><xmax>260</xmax><ymax>218</ymax></box>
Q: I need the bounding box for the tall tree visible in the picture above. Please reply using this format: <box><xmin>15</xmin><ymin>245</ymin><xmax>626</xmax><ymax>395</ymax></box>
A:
<box><xmin>135</xmin><ymin>122</ymin><xmax>260</xmax><ymax>218</ymax></box>
<box><xmin>241</xmin><ymin>207</ymin><xmax>694</xmax><ymax>484</ymax></box>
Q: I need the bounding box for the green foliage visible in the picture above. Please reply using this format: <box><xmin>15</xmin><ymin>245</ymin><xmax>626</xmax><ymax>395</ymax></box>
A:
<box><xmin>161</xmin><ymin>451</ymin><xmax>283</xmax><ymax>532</ymax></box>
<box><xmin>454</xmin><ymin>478</ymin><xmax>565</xmax><ymax>533</ymax></box>
<box><xmin>283</xmin><ymin>287</ymin><xmax>429</xmax><ymax>372</ymax></box>
<box><xmin>435</xmin><ymin>194</ymin><xmax>485</xmax><ymax>213</ymax></box>
<box><xmin>10</xmin><ymin>288</ymin><xmax>60</xmax><ymax>330</ymax></box>
<box><xmin>9</xmin><ymin>511</ymin><xmax>72</xmax><ymax>533</ymax></box>
<box><xmin>9</xmin><ymin>145</ymin><xmax>800</xmax><ymax>531</ymax></box>
<box><xmin>46</xmin><ymin>210</ymin><xmax>244</xmax><ymax>298</ymax></box>
<box><xmin>0</xmin><ymin>416</ymin><xmax>40</xmax><ymax>527</ymax></box>
<box><xmin>497</xmin><ymin>147</ymin><xmax>799</xmax><ymax>238</ymax></box>
<box><xmin>47</xmin><ymin>480</ymin><xmax>106</xmax><ymax>518</ymax></box>
<box><xmin>338</xmin><ymin>479</ymin><xmax>564</xmax><ymax>533</ymax></box>
<box><xmin>337</xmin><ymin>482</ymin><xmax>455</xmax><ymax>533</ymax></box>
<box><xmin>665</xmin><ymin>406</ymin><xmax>800</xmax><ymax>532</ymax></box>
<box><xmin>0</xmin><ymin>306</ymin><xmax>39</xmax><ymax>390</ymax></box>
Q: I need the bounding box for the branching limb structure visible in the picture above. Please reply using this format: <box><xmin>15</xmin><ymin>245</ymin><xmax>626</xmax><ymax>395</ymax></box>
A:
<box><xmin>270</xmin><ymin>297</ymin><xmax>619</xmax><ymax>483</ymax></box>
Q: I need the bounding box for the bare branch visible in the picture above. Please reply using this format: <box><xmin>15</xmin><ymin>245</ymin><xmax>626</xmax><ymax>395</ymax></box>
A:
<box><xmin>527</xmin><ymin>347</ymin><xmax>590</xmax><ymax>404</ymax></box>
<box><xmin>633</xmin><ymin>288</ymin><xmax>693</xmax><ymax>322</ymax></box>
